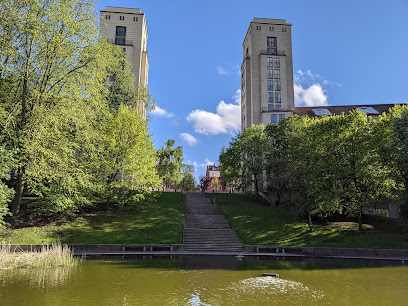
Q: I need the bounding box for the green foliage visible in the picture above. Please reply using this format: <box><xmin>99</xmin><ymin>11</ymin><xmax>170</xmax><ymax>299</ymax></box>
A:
<box><xmin>0</xmin><ymin>0</ymin><xmax>159</xmax><ymax>216</ymax></box>
<box><xmin>219</xmin><ymin>145</ymin><xmax>240</xmax><ymax>187</ymax></box>
<box><xmin>223</xmin><ymin>106</ymin><xmax>408</xmax><ymax>228</ymax></box>
<box><xmin>156</xmin><ymin>140</ymin><xmax>183</xmax><ymax>189</ymax></box>
<box><xmin>100</xmin><ymin>104</ymin><xmax>159</xmax><ymax>204</ymax></box>
<box><xmin>380</xmin><ymin>106</ymin><xmax>408</xmax><ymax>226</ymax></box>
<box><xmin>182</xmin><ymin>164</ymin><xmax>196</xmax><ymax>191</ymax></box>
<box><xmin>220</xmin><ymin>125</ymin><xmax>269</xmax><ymax>195</ymax></box>
<box><xmin>0</xmin><ymin>147</ymin><xmax>15</xmax><ymax>228</ymax></box>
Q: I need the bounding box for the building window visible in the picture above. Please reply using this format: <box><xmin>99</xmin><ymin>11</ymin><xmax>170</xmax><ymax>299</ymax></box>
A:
<box><xmin>274</xmin><ymin>58</ymin><xmax>280</xmax><ymax>68</ymax></box>
<box><xmin>256</xmin><ymin>25</ymin><xmax>261</xmax><ymax>30</ymax></box>
<box><xmin>268</xmin><ymin>92</ymin><xmax>274</xmax><ymax>103</ymax></box>
<box><xmin>274</xmin><ymin>69</ymin><xmax>280</xmax><ymax>79</ymax></box>
<box><xmin>357</xmin><ymin>107</ymin><xmax>379</xmax><ymax>115</ymax></box>
<box><xmin>279</xmin><ymin>114</ymin><xmax>285</xmax><ymax>121</ymax></box>
<box><xmin>119</xmin><ymin>16</ymin><xmax>125</xmax><ymax>21</ymax></box>
<box><xmin>122</xmin><ymin>48</ymin><xmax>126</xmax><ymax>53</ymax></box>
<box><xmin>269</xmin><ymin>26</ymin><xmax>274</xmax><ymax>31</ymax></box>
<box><xmin>282</xmin><ymin>28</ymin><xmax>287</xmax><ymax>32</ymax></box>
<box><xmin>115</xmin><ymin>26</ymin><xmax>126</xmax><ymax>45</ymax></box>
<box><xmin>267</xmin><ymin>57</ymin><xmax>273</xmax><ymax>67</ymax></box>
<box><xmin>267</xmin><ymin>69</ymin><xmax>273</xmax><ymax>79</ymax></box>
<box><xmin>271</xmin><ymin>114</ymin><xmax>277</xmax><ymax>123</ymax></box>
<box><xmin>275</xmin><ymin>93</ymin><xmax>281</xmax><ymax>103</ymax></box>
<box><xmin>275</xmin><ymin>81</ymin><xmax>281</xmax><ymax>91</ymax></box>
<box><xmin>105</xmin><ymin>15</ymin><xmax>110</xmax><ymax>20</ymax></box>
<box><xmin>268</xmin><ymin>104</ymin><xmax>274</xmax><ymax>111</ymax></box>
<box><xmin>275</xmin><ymin>105</ymin><xmax>281</xmax><ymax>110</ymax></box>
<box><xmin>267</xmin><ymin>37</ymin><xmax>277</xmax><ymax>54</ymax></box>
<box><xmin>133</xmin><ymin>16</ymin><xmax>138</xmax><ymax>21</ymax></box>
<box><xmin>313</xmin><ymin>108</ymin><xmax>331</xmax><ymax>116</ymax></box>
<box><xmin>268</xmin><ymin>80</ymin><xmax>273</xmax><ymax>91</ymax></box>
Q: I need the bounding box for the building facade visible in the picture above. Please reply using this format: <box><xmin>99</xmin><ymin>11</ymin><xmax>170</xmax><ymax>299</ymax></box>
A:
<box><xmin>205</xmin><ymin>164</ymin><xmax>223</xmax><ymax>191</ymax></box>
<box><xmin>241</xmin><ymin>18</ymin><xmax>294</xmax><ymax>130</ymax></box>
<box><xmin>99</xmin><ymin>7</ymin><xmax>149</xmax><ymax>117</ymax></box>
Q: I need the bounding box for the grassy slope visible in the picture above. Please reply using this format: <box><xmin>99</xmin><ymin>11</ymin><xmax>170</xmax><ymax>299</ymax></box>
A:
<box><xmin>1</xmin><ymin>192</ymin><xmax>185</xmax><ymax>244</ymax></box>
<box><xmin>207</xmin><ymin>193</ymin><xmax>408</xmax><ymax>249</ymax></box>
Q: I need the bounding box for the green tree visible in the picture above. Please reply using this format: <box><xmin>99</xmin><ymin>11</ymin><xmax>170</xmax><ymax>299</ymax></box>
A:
<box><xmin>219</xmin><ymin>145</ymin><xmax>241</xmax><ymax>189</ymax></box>
<box><xmin>220</xmin><ymin>125</ymin><xmax>269</xmax><ymax>198</ymax></box>
<box><xmin>238</xmin><ymin>125</ymin><xmax>269</xmax><ymax>197</ymax></box>
<box><xmin>99</xmin><ymin>104</ymin><xmax>159</xmax><ymax>208</ymax></box>
<box><xmin>331</xmin><ymin>111</ymin><xmax>390</xmax><ymax>229</ymax></box>
<box><xmin>374</xmin><ymin>106</ymin><xmax>408</xmax><ymax>227</ymax></box>
<box><xmin>0</xmin><ymin>0</ymin><xmax>105</xmax><ymax>214</ymax></box>
<box><xmin>156</xmin><ymin>140</ymin><xmax>183</xmax><ymax>191</ymax></box>
<box><xmin>280</xmin><ymin>115</ymin><xmax>316</xmax><ymax>230</ymax></box>
<box><xmin>0</xmin><ymin>147</ymin><xmax>14</xmax><ymax>228</ymax></box>
<box><xmin>182</xmin><ymin>164</ymin><xmax>196</xmax><ymax>191</ymax></box>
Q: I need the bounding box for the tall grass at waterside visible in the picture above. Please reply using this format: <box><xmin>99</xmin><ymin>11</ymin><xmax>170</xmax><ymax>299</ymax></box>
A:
<box><xmin>0</xmin><ymin>242</ymin><xmax>79</xmax><ymax>270</ymax></box>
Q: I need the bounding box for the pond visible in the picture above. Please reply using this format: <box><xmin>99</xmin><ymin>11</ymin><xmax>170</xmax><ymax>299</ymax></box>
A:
<box><xmin>1</xmin><ymin>255</ymin><xmax>407</xmax><ymax>305</ymax></box>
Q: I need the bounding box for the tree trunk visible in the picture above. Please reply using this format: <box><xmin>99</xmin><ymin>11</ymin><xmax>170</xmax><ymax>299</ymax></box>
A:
<box><xmin>307</xmin><ymin>207</ymin><xmax>313</xmax><ymax>232</ymax></box>
<box><xmin>254</xmin><ymin>175</ymin><xmax>259</xmax><ymax>201</ymax></box>
<box><xmin>11</xmin><ymin>168</ymin><xmax>24</xmax><ymax>215</ymax></box>
<box><xmin>12</xmin><ymin>50</ymin><xmax>29</xmax><ymax>216</ymax></box>
<box><xmin>358</xmin><ymin>207</ymin><xmax>363</xmax><ymax>230</ymax></box>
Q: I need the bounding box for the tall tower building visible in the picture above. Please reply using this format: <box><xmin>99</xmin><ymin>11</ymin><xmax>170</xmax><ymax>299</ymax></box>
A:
<box><xmin>99</xmin><ymin>7</ymin><xmax>149</xmax><ymax>117</ymax></box>
<box><xmin>241</xmin><ymin>18</ymin><xmax>294</xmax><ymax>130</ymax></box>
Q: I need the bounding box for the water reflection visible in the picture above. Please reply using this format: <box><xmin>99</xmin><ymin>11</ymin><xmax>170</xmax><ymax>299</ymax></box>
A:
<box><xmin>87</xmin><ymin>254</ymin><xmax>407</xmax><ymax>270</ymax></box>
<box><xmin>0</xmin><ymin>265</ymin><xmax>80</xmax><ymax>289</ymax></box>
<box><xmin>1</xmin><ymin>256</ymin><xmax>407</xmax><ymax>305</ymax></box>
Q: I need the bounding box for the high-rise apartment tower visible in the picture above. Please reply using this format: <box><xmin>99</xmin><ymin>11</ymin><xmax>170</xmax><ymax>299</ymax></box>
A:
<box><xmin>100</xmin><ymin>7</ymin><xmax>149</xmax><ymax>117</ymax></box>
<box><xmin>241</xmin><ymin>18</ymin><xmax>294</xmax><ymax>130</ymax></box>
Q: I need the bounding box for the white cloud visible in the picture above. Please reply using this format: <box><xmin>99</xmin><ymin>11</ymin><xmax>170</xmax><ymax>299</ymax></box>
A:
<box><xmin>217</xmin><ymin>66</ymin><xmax>229</xmax><ymax>76</ymax></box>
<box><xmin>187</xmin><ymin>90</ymin><xmax>241</xmax><ymax>135</ymax></box>
<box><xmin>151</xmin><ymin>105</ymin><xmax>174</xmax><ymax>118</ymax></box>
<box><xmin>204</xmin><ymin>158</ymin><xmax>214</xmax><ymax>165</ymax></box>
<box><xmin>192</xmin><ymin>158</ymin><xmax>215</xmax><ymax>170</ymax></box>
<box><xmin>233</xmin><ymin>89</ymin><xmax>241</xmax><ymax>104</ymax></box>
<box><xmin>179</xmin><ymin>133</ymin><xmax>198</xmax><ymax>146</ymax></box>
<box><xmin>294</xmin><ymin>84</ymin><xmax>328</xmax><ymax>107</ymax></box>
<box><xmin>293</xmin><ymin>70</ymin><xmax>338</xmax><ymax>107</ymax></box>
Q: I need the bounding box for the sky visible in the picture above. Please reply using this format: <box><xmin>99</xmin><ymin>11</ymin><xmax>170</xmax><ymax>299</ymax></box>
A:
<box><xmin>97</xmin><ymin>0</ymin><xmax>408</xmax><ymax>179</ymax></box>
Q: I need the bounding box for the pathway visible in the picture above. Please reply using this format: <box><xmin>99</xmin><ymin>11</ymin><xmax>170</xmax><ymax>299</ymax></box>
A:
<box><xmin>183</xmin><ymin>192</ymin><xmax>244</xmax><ymax>252</ymax></box>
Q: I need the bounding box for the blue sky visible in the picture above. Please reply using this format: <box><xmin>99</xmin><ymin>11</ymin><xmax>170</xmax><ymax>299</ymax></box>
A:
<box><xmin>97</xmin><ymin>0</ymin><xmax>408</xmax><ymax>179</ymax></box>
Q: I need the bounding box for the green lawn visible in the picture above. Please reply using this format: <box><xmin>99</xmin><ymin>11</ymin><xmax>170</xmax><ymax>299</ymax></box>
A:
<box><xmin>207</xmin><ymin>193</ymin><xmax>408</xmax><ymax>249</ymax></box>
<box><xmin>1</xmin><ymin>192</ymin><xmax>185</xmax><ymax>244</ymax></box>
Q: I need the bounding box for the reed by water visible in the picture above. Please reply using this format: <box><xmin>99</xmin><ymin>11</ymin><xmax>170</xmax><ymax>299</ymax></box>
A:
<box><xmin>0</xmin><ymin>242</ymin><xmax>78</xmax><ymax>270</ymax></box>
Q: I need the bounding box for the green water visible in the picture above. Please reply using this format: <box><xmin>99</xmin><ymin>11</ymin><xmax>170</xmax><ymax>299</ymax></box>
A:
<box><xmin>1</xmin><ymin>256</ymin><xmax>407</xmax><ymax>305</ymax></box>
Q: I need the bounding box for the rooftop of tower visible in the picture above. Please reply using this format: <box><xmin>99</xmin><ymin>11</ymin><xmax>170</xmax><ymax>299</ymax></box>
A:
<box><xmin>101</xmin><ymin>7</ymin><xmax>142</xmax><ymax>14</ymax></box>
<box><xmin>252</xmin><ymin>18</ymin><xmax>290</xmax><ymax>25</ymax></box>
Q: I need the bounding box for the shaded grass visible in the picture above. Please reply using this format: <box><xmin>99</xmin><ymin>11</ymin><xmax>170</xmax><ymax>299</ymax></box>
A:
<box><xmin>207</xmin><ymin>193</ymin><xmax>408</xmax><ymax>249</ymax></box>
<box><xmin>1</xmin><ymin>192</ymin><xmax>185</xmax><ymax>244</ymax></box>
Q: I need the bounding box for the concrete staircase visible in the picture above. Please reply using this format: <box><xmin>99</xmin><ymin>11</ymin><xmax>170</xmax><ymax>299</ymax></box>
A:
<box><xmin>183</xmin><ymin>192</ymin><xmax>244</xmax><ymax>252</ymax></box>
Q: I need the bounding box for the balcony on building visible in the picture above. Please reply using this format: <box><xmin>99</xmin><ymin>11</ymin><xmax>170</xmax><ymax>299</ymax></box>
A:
<box><xmin>262</xmin><ymin>106</ymin><xmax>288</xmax><ymax>112</ymax></box>
<box><xmin>106</xmin><ymin>38</ymin><xmax>134</xmax><ymax>46</ymax></box>
<box><xmin>260</xmin><ymin>49</ymin><xmax>286</xmax><ymax>56</ymax></box>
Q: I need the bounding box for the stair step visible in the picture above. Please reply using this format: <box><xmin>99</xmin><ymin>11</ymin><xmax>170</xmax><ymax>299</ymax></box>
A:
<box><xmin>182</xmin><ymin>192</ymin><xmax>243</xmax><ymax>251</ymax></box>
